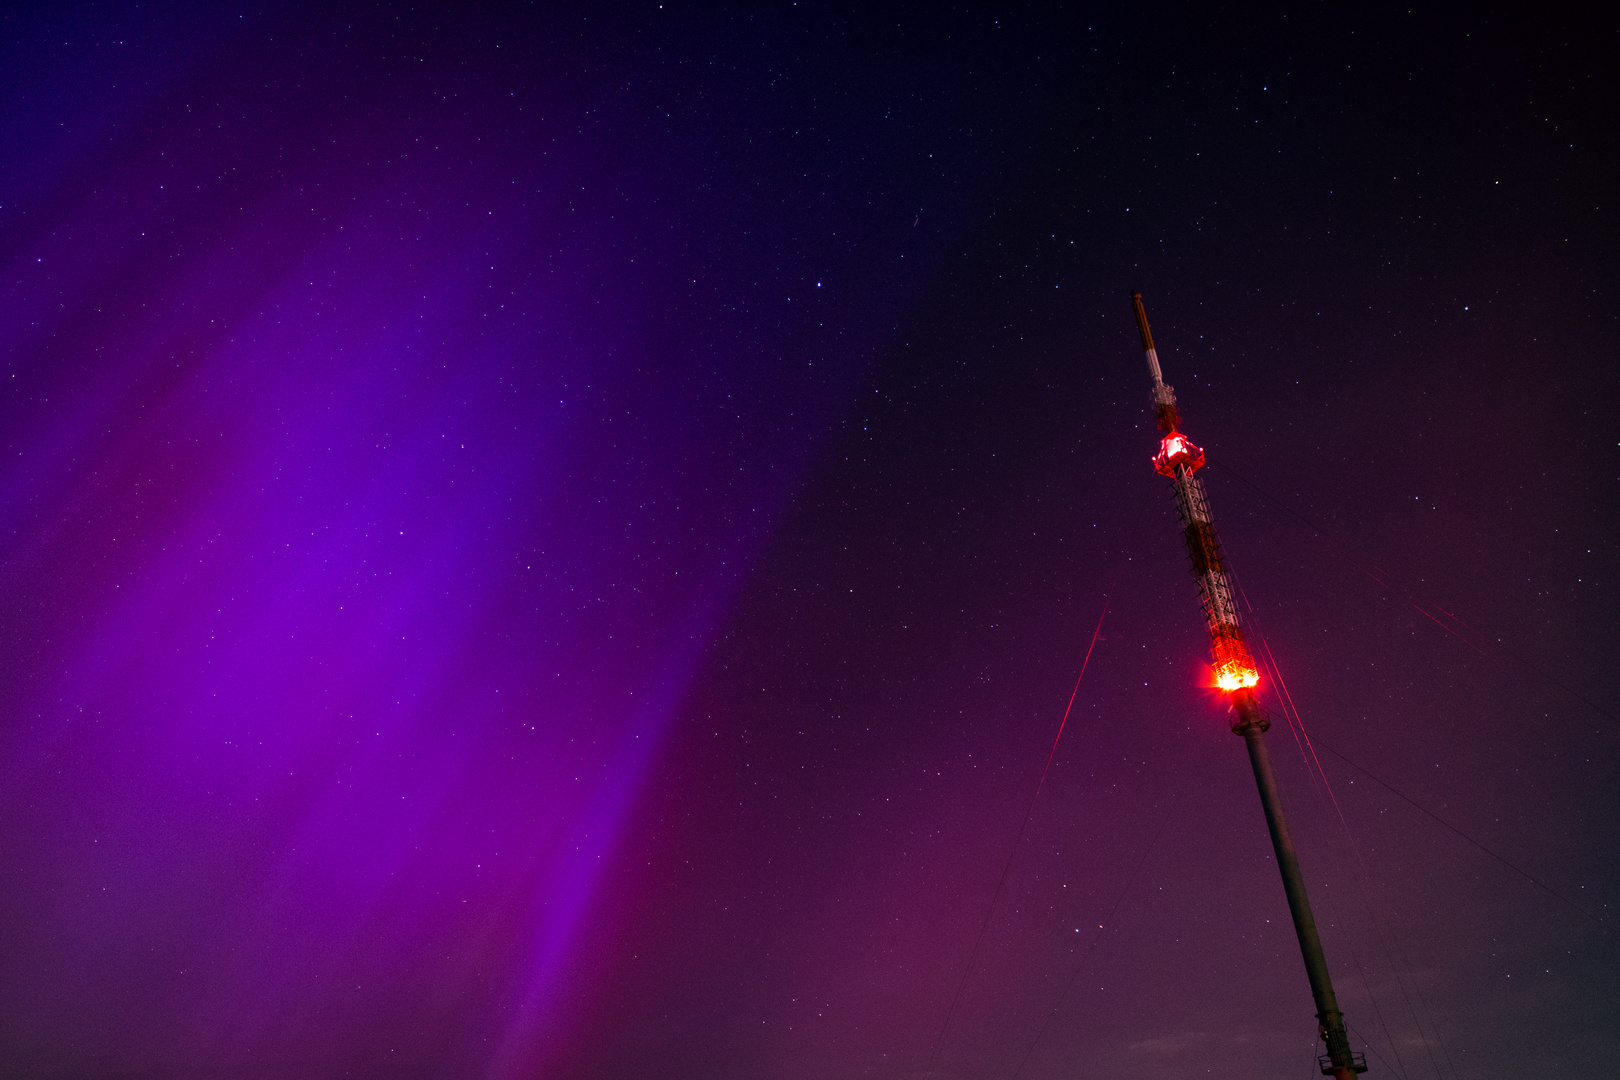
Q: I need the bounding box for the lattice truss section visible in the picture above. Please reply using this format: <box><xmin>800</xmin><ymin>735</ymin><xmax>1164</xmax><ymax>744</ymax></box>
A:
<box><xmin>1169</xmin><ymin>460</ymin><xmax>1257</xmax><ymax>691</ymax></box>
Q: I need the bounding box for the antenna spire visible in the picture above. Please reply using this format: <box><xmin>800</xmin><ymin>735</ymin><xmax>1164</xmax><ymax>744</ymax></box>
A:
<box><xmin>1131</xmin><ymin>292</ymin><xmax>1182</xmax><ymax>432</ymax></box>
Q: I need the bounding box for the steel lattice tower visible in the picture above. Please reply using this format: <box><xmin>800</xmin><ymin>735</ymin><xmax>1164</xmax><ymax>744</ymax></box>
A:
<box><xmin>1131</xmin><ymin>292</ymin><xmax>1367</xmax><ymax>1080</ymax></box>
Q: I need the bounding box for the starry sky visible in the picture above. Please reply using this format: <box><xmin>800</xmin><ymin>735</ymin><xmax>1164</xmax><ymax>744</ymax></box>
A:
<box><xmin>1</xmin><ymin>4</ymin><xmax>1615</xmax><ymax>1079</ymax></box>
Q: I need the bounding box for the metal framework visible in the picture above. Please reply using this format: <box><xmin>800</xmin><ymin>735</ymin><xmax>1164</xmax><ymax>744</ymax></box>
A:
<box><xmin>1131</xmin><ymin>292</ymin><xmax>1367</xmax><ymax>1079</ymax></box>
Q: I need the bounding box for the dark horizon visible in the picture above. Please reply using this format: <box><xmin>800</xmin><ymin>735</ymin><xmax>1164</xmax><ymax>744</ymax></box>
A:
<box><xmin>1</xmin><ymin>4</ymin><xmax>1614</xmax><ymax>1078</ymax></box>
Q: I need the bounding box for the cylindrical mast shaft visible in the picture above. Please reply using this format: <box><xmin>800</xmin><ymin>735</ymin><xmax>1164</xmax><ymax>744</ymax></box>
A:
<box><xmin>1233</xmin><ymin>691</ymin><xmax>1359</xmax><ymax>1080</ymax></box>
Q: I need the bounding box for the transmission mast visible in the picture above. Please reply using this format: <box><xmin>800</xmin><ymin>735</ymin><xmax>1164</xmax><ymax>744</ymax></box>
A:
<box><xmin>1130</xmin><ymin>293</ymin><xmax>1367</xmax><ymax>1080</ymax></box>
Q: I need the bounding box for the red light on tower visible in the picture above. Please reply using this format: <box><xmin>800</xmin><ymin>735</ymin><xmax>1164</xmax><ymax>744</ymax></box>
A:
<box><xmin>1154</xmin><ymin>432</ymin><xmax>1205</xmax><ymax>478</ymax></box>
<box><xmin>1210</xmin><ymin>622</ymin><xmax>1259</xmax><ymax>690</ymax></box>
<box><xmin>1214</xmin><ymin>661</ymin><xmax>1260</xmax><ymax>692</ymax></box>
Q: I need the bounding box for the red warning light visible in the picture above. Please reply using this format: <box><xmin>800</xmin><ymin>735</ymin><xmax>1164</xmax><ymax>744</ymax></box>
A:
<box><xmin>1210</xmin><ymin>629</ymin><xmax>1260</xmax><ymax>691</ymax></box>
<box><xmin>1153</xmin><ymin>432</ymin><xmax>1205</xmax><ymax>477</ymax></box>
<box><xmin>1214</xmin><ymin>664</ymin><xmax>1260</xmax><ymax>692</ymax></box>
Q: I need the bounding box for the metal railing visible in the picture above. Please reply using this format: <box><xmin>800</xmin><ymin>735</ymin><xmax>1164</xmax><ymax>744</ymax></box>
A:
<box><xmin>1319</xmin><ymin>1051</ymin><xmax>1369</xmax><ymax>1075</ymax></box>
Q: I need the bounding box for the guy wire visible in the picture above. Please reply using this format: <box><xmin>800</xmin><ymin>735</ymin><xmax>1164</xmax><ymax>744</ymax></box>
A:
<box><xmin>923</xmin><ymin>482</ymin><xmax>1152</xmax><ymax>1076</ymax></box>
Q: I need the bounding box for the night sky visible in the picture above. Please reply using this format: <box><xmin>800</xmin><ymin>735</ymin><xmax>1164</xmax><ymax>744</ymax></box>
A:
<box><xmin>2</xmin><ymin>5</ymin><xmax>1615</xmax><ymax>1079</ymax></box>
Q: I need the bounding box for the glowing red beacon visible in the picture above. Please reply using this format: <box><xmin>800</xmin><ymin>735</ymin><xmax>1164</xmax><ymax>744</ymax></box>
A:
<box><xmin>1153</xmin><ymin>431</ymin><xmax>1205</xmax><ymax>478</ymax></box>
